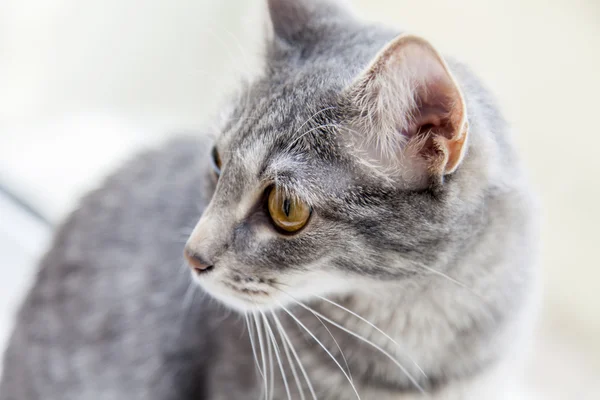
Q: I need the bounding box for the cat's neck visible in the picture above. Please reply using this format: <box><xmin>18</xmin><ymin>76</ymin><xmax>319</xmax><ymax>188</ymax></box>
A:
<box><xmin>279</xmin><ymin>254</ymin><xmax>532</xmax><ymax>398</ymax></box>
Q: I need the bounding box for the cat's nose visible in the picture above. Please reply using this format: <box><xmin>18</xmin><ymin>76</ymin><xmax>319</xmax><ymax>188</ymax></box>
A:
<box><xmin>184</xmin><ymin>247</ymin><xmax>214</xmax><ymax>274</ymax></box>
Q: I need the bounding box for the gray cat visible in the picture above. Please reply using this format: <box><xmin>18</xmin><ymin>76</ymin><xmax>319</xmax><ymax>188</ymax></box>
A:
<box><xmin>0</xmin><ymin>0</ymin><xmax>538</xmax><ymax>399</ymax></box>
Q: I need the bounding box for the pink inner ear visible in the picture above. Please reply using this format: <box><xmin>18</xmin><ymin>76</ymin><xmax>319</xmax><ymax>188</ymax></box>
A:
<box><xmin>411</xmin><ymin>71</ymin><xmax>462</xmax><ymax>132</ymax></box>
<box><xmin>397</xmin><ymin>73</ymin><xmax>467</xmax><ymax>176</ymax></box>
<box><xmin>346</xmin><ymin>34</ymin><xmax>468</xmax><ymax>179</ymax></box>
<box><xmin>403</xmin><ymin>106</ymin><xmax>446</xmax><ymax>138</ymax></box>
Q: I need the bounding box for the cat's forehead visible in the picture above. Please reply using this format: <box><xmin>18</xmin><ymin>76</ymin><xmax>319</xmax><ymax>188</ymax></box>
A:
<box><xmin>212</xmin><ymin>71</ymin><xmax>353</xmax><ymax>206</ymax></box>
<box><xmin>221</xmin><ymin>70</ymin><xmax>343</xmax><ymax>161</ymax></box>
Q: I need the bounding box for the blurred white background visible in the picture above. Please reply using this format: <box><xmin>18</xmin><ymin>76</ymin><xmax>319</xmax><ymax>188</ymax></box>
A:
<box><xmin>1</xmin><ymin>0</ymin><xmax>599</xmax><ymax>397</ymax></box>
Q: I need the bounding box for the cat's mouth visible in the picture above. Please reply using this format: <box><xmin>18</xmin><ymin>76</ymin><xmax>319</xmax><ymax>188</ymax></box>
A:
<box><xmin>192</xmin><ymin>272</ymin><xmax>277</xmax><ymax>311</ymax></box>
<box><xmin>222</xmin><ymin>281</ymin><xmax>270</xmax><ymax>297</ymax></box>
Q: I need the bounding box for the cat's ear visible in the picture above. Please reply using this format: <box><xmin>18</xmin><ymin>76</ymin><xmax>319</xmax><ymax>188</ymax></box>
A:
<box><xmin>345</xmin><ymin>34</ymin><xmax>468</xmax><ymax>183</ymax></box>
<box><xmin>266</xmin><ymin>0</ymin><xmax>349</xmax><ymax>43</ymax></box>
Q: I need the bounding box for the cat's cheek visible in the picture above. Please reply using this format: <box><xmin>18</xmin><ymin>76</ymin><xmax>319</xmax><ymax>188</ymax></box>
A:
<box><xmin>276</xmin><ymin>268</ymin><xmax>356</xmax><ymax>304</ymax></box>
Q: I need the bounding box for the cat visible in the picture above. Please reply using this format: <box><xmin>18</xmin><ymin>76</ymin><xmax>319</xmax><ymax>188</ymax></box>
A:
<box><xmin>0</xmin><ymin>0</ymin><xmax>538</xmax><ymax>399</ymax></box>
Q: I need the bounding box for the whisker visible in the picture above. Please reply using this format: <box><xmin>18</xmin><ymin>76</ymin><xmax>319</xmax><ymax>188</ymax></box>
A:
<box><xmin>265</xmin><ymin>314</ymin><xmax>275</xmax><ymax>400</ymax></box>
<box><xmin>271</xmin><ymin>310</ymin><xmax>306</xmax><ymax>400</ymax></box>
<box><xmin>253</xmin><ymin>312</ymin><xmax>269</xmax><ymax>400</ymax></box>
<box><xmin>274</xmin><ymin>290</ymin><xmax>352</xmax><ymax>381</ymax></box>
<box><xmin>179</xmin><ymin>261</ymin><xmax>191</xmax><ymax>277</ymax></box>
<box><xmin>277</xmin><ymin>301</ymin><xmax>361</xmax><ymax>399</ymax></box>
<box><xmin>218</xmin><ymin>26</ymin><xmax>258</xmax><ymax>109</ymax></box>
<box><xmin>262</xmin><ymin>312</ymin><xmax>292</xmax><ymax>400</ymax></box>
<box><xmin>412</xmin><ymin>263</ymin><xmax>483</xmax><ymax>299</ymax></box>
<box><xmin>314</xmin><ymin>294</ymin><xmax>427</xmax><ymax>378</ymax></box>
<box><xmin>245</xmin><ymin>314</ymin><xmax>265</xmax><ymax>380</ymax></box>
<box><xmin>273</xmin><ymin>288</ymin><xmax>353</xmax><ymax>382</ymax></box>
<box><xmin>300</xmin><ymin>303</ymin><xmax>353</xmax><ymax>382</ymax></box>
<box><xmin>199</xmin><ymin>27</ymin><xmax>252</xmax><ymax>84</ymax></box>
<box><xmin>293</xmin><ymin>106</ymin><xmax>336</xmax><ymax>136</ymax></box>
<box><xmin>215</xmin><ymin>306</ymin><xmax>233</xmax><ymax>325</ymax></box>
<box><xmin>181</xmin><ymin>281</ymin><xmax>198</xmax><ymax>321</ymax></box>
<box><xmin>286</xmin><ymin>123</ymin><xmax>339</xmax><ymax>152</ymax></box>
<box><xmin>285</xmin><ymin>296</ymin><xmax>425</xmax><ymax>393</ymax></box>
<box><xmin>271</xmin><ymin>311</ymin><xmax>318</xmax><ymax>400</ymax></box>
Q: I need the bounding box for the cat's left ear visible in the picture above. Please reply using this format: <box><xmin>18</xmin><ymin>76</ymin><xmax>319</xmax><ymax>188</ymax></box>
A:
<box><xmin>345</xmin><ymin>34</ymin><xmax>468</xmax><ymax>182</ymax></box>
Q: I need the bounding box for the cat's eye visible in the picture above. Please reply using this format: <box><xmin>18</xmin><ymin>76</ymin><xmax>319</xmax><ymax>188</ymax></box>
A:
<box><xmin>211</xmin><ymin>146</ymin><xmax>222</xmax><ymax>177</ymax></box>
<box><xmin>268</xmin><ymin>187</ymin><xmax>311</xmax><ymax>233</ymax></box>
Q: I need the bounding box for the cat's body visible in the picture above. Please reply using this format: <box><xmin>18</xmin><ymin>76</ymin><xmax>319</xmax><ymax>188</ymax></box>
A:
<box><xmin>0</xmin><ymin>1</ymin><xmax>538</xmax><ymax>399</ymax></box>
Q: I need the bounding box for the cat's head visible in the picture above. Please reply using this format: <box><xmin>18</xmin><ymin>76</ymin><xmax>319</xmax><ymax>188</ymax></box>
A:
<box><xmin>185</xmin><ymin>0</ymin><xmax>473</xmax><ymax>312</ymax></box>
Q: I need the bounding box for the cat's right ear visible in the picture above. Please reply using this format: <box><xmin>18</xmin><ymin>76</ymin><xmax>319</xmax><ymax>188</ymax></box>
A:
<box><xmin>266</xmin><ymin>0</ymin><xmax>349</xmax><ymax>43</ymax></box>
<box><xmin>344</xmin><ymin>34</ymin><xmax>469</xmax><ymax>186</ymax></box>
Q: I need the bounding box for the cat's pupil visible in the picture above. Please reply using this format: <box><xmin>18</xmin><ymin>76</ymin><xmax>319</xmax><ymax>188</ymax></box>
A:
<box><xmin>283</xmin><ymin>198</ymin><xmax>291</xmax><ymax>217</ymax></box>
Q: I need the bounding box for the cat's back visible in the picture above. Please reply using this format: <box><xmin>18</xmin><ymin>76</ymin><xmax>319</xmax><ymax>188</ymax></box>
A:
<box><xmin>0</xmin><ymin>137</ymin><xmax>248</xmax><ymax>400</ymax></box>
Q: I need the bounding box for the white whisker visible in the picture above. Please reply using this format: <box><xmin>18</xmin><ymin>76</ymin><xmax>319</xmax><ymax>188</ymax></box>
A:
<box><xmin>277</xmin><ymin>301</ymin><xmax>361</xmax><ymax>399</ymax></box>
<box><xmin>253</xmin><ymin>312</ymin><xmax>269</xmax><ymax>400</ymax></box>
<box><xmin>180</xmin><ymin>281</ymin><xmax>198</xmax><ymax>327</ymax></box>
<box><xmin>293</xmin><ymin>107</ymin><xmax>336</xmax><ymax>136</ymax></box>
<box><xmin>286</xmin><ymin>296</ymin><xmax>424</xmax><ymax>393</ymax></box>
<box><xmin>271</xmin><ymin>310</ymin><xmax>306</xmax><ymax>400</ymax></box>
<box><xmin>414</xmin><ymin>263</ymin><xmax>482</xmax><ymax>298</ymax></box>
<box><xmin>297</xmin><ymin>303</ymin><xmax>353</xmax><ymax>382</ymax></box>
<box><xmin>200</xmin><ymin>27</ymin><xmax>251</xmax><ymax>84</ymax></box>
<box><xmin>287</xmin><ymin>124</ymin><xmax>339</xmax><ymax>152</ymax></box>
<box><xmin>262</xmin><ymin>312</ymin><xmax>292</xmax><ymax>400</ymax></box>
<box><xmin>245</xmin><ymin>314</ymin><xmax>265</xmax><ymax>380</ymax></box>
<box><xmin>181</xmin><ymin>280</ymin><xmax>196</xmax><ymax>311</ymax></box>
<box><xmin>265</xmin><ymin>314</ymin><xmax>275</xmax><ymax>400</ymax></box>
<box><xmin>315</xmin><ymin>294</ymin><xmax>426</xmax><ymax>378</ymax></box>
<box><xmin>272</xmin><ymin>311</ymin><xmax>318</xmax><ymax>400</ymax></box>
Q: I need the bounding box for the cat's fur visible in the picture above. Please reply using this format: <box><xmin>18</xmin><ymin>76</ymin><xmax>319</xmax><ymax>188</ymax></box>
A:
<box><xmin>0</xmin><ymin>0</ymin><xmax>538</xmax><ymax>399</ymax></box>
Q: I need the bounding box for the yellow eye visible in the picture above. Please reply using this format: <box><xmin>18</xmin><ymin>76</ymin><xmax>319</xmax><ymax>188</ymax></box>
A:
<box><xmin>268</xmin><ymin>187</ymin><xmax>311</xmax><ymax>233</ymax></box>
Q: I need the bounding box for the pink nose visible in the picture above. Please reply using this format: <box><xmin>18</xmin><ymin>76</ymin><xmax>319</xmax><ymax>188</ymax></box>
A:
<box><xmin>184</xmin><ymin>247</ymin><xmax>214</xmax><ymax>274</ymax></box>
